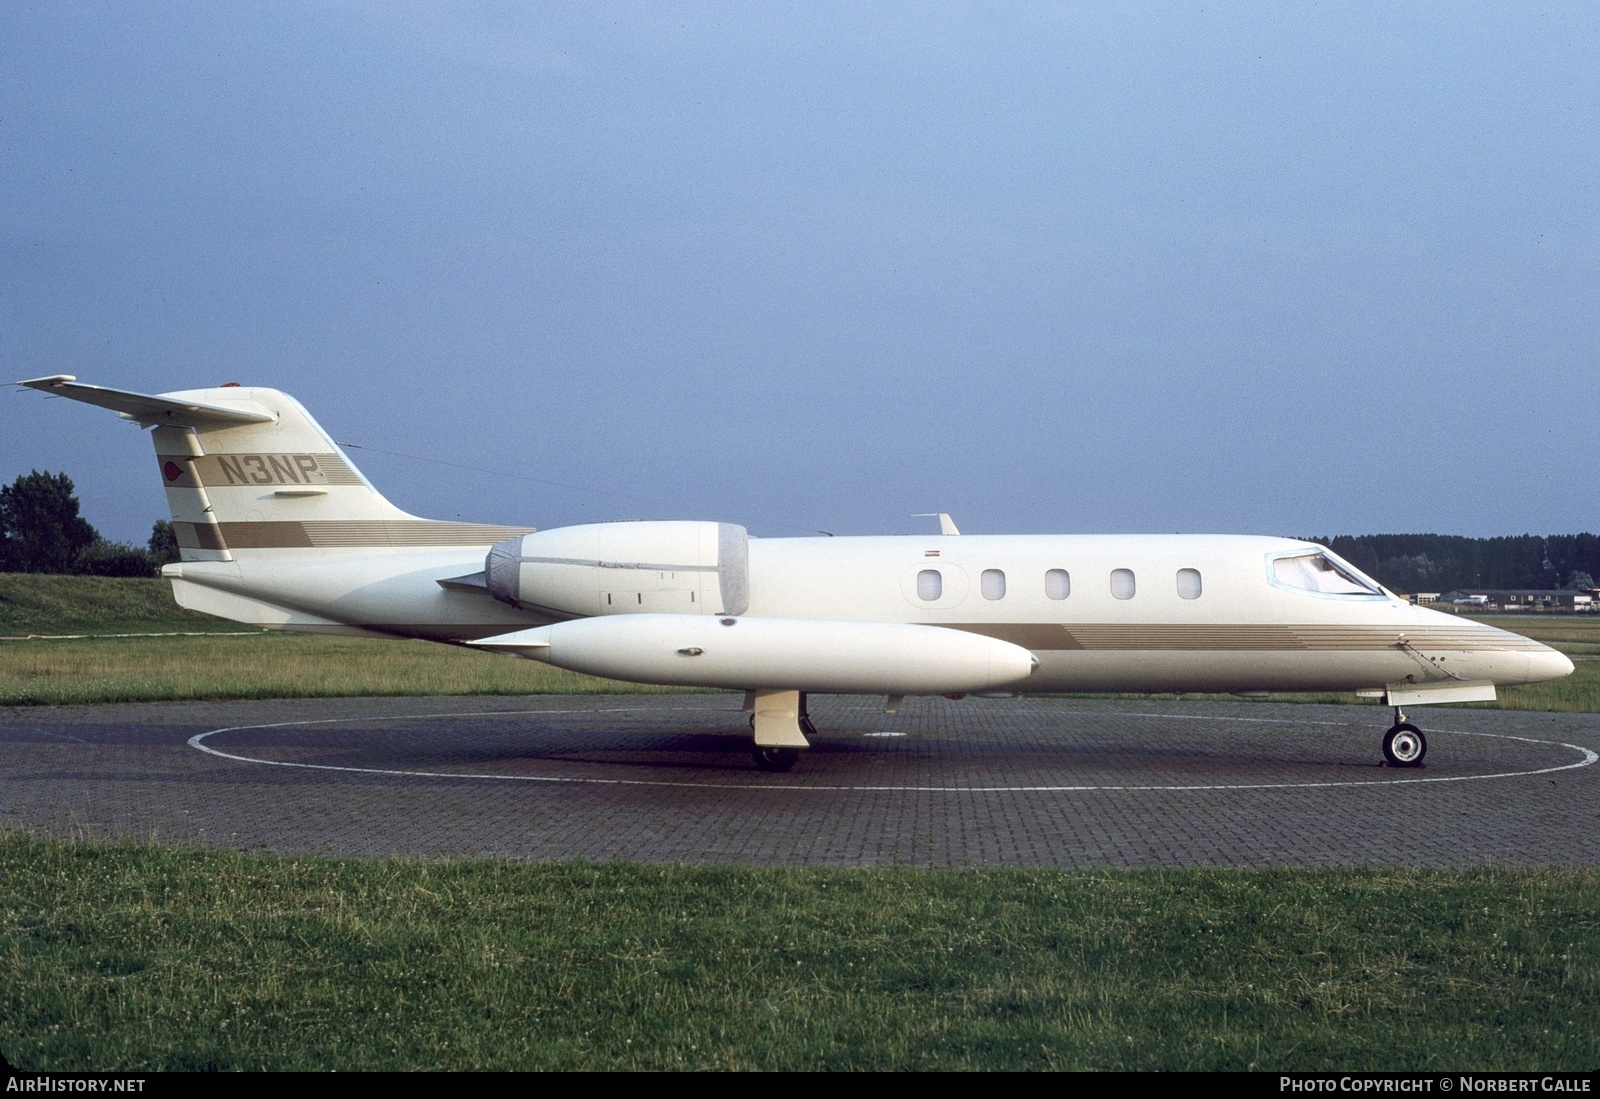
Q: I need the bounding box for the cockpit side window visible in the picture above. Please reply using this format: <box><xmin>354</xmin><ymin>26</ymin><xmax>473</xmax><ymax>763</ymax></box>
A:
<box><xmin>1271</xmin><ymin>552</ymin><xmax>1383</xmax><ymax>596</ymax></box>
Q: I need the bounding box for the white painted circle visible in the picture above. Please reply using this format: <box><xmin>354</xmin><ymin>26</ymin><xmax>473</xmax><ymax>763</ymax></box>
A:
<box><xmin>187</xmin><ymin>706</ymin><xmax>1599</xmax><ymax>794</ymax></box>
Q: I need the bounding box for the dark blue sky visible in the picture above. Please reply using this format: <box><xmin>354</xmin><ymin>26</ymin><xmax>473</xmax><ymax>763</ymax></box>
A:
<box><xmin>5</xmin><ymin>3</ymin><xmax>1597</xmax><ymax>543</ymax></box>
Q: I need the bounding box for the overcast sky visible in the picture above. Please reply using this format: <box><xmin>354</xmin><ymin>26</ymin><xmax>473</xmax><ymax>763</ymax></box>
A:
<box><xmin>4</xmin><ymin>3</ymin><xmax>1596</xmax><ymax>544</ymax></box>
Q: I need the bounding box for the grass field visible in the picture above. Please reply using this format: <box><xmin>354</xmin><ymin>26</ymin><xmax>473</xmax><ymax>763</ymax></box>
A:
<box><xmin>1</xmin><ymin>835</ymin><xmax>1595</xmax><ymax>1072</ymax></box>
<box><xmin>0</xmin><ymin>573</ymin><xmax>229</xmax><ymax>636</ymax></box>
<box><xmin>0</xmin><ymin>574</ymin><xmax>692</xmax><ymax>704</ymax></box>
<box><xmin>0</xmin><ymin>632</ymin><xmax>695</xmax><ymax>705</ymax></box>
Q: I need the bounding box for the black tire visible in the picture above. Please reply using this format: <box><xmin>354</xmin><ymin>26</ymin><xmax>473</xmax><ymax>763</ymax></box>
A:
<box><xmin>753</xmin><ymin>746</ymin><xmax>799</xmax><ymax>772</ymax></box>
<box><xmin>1382</xmin><ymin>723</ymin><xmax>1427</xmax><ymax>768</ymax></box>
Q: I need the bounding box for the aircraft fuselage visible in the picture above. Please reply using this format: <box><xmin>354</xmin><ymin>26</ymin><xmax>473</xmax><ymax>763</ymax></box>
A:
<box><xmin>162</xmin><ymin>532</ymin><xmax>1568</xmax><ymax>697</ymax></box>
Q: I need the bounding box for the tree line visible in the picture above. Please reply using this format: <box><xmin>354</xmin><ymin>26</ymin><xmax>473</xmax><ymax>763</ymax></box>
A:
<box><xmin>0</xmin><ymin>471</ymin><xmax>177</xmax><ymax>577</ymax></box>
<box><xmin>1300</xmin><ymin>533</ymin><xmax>1600</xmax><ymax>594</ymax></box>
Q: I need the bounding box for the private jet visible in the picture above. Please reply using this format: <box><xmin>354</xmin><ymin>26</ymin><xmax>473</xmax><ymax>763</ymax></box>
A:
<box><xmin>16</xmin><ymin>376</ymin><xmax>1574</xmax><ymax>771</ymax></box>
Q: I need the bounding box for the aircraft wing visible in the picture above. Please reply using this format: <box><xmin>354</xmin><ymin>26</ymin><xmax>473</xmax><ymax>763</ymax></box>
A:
<box><xmin>15</xmin><ymin>375</ymin><xmax>276</xmax><ymax>428</ymax></box>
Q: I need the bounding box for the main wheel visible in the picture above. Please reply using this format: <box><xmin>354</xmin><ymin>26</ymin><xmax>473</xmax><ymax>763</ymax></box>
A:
<box><xmin>753</xmin><ymin>746</ymin><xmax>799</xmax><ymax>772</ymax></box>
<box><xmin>1382</xmin><ymin>723</ymin><xmax>1426</xmax><ymax>768</ymax></box>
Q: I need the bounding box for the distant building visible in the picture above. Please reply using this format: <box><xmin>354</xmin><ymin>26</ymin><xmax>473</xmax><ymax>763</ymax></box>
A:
<box><xmin>1438</xmin><ymin>589</ymin><xmax>1594</xmax><ymax>612</ymax></box>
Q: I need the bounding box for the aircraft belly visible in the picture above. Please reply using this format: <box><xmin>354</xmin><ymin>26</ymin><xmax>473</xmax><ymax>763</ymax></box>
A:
<box><xmin>1027</xmin><ymin>648</ymin><xmax>1416</xmax><ymax>694</ymax></box>
<box><xmin>171</xmin><ymin>552</ymin><xmax>549</xmax><ymax>640</ymax></box>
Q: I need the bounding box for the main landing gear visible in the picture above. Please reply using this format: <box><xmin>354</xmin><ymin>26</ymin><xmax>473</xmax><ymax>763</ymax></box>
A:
<box><xmin>747</xmin><ymin>689</ymin><xmax>815</xmax><ymax>772</ymax></box>
<box><xmin>1381</xmin><ymin>707</ymin><xmax>1427</xmax><ymax>768</ymax></box>
<box><xmin>753</xmin><ymin>745</ymin><xmax>801</xmax><ymax>772</ymax></box>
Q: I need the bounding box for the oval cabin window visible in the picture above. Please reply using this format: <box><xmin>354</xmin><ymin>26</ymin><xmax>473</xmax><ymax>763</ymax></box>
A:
<box><xmin>981</xmin><ymin>569</ymin><xmax>1006</xmax><ymax>600</ymax></box>
<box><xmin>1177</xmin><ymin>568</ymin><xmax>1202</xmax><ymax>599</ymax></box>
<box><xmin>917</xmin><ymin>569</ymin><xmax>943</xmax><ymax>601</ymax></box>
<box><xmin>1110</xmin><ymin>569</ymin><xmax>1136</xmax><ymax>600</ymax></box>
<box><xmin>1045</xmin><ymin>569</ymin><xmax>1070</xmax><ymax>599</ymax></box>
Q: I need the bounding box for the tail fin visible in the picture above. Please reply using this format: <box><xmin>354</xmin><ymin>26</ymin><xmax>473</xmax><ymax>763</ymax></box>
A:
<box><xmin>19</xmin><ymin>376</ymin><xmax>531</xmax><ymax>560</ymax></box>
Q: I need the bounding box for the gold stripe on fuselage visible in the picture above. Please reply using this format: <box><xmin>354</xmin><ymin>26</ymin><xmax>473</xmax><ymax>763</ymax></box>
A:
<box><xmin>943</xmin><ymin>622</ymin><xmax>1548</xmax><ymax>653</ymax></box>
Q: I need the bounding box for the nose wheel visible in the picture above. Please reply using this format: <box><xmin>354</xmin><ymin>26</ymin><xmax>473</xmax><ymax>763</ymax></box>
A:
<box><xmin>1382</xmin><ymin>708</ymin><xmax>1427</xmax><ymax>768</ymax></box>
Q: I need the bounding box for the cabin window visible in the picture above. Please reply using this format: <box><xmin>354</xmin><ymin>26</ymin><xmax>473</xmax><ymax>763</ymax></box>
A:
<box><xmin>1045</xmin><ymin>569</ymin><xmax>1070</xmax><ymax>599</ymax></box>
<box><xmin>1111</xmin><ymin>569</ymin><xmax>1136</xmax><ymax>600</ymax></box>
<box><xmin>1272</xmin><ymin>552</ymin><xmax>1382</xmax><ymax>596</ymax></box>
<box><xmin>1177</xmin><ymin>568</ymin><xmax>1202</xmax><ymax>599</ymax></box>
<box><xmin>981</xmin><ymin>569</ymin><xmax>1006</xmax><ymax>600</ymax></box>
<box><xmin>917</xmin><ymin>569</ymin><xmax>943</xmax><ymax>601</ymax></box>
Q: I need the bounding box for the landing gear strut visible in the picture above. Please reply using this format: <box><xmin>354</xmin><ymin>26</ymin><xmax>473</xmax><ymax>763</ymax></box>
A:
<box><xmin>799</xmin><ymin>693</ymin><xmax>818</xmax><ymax>740</ymax></box>
<box><xmin>1382</xmin><ymin>706</ymin><xmax>1427</xmax><ymax>768</ymax></box>
<box><xmin>747</xmin><ymin>689</ymin><xmax>813</xmax><ymax>771</ymax></box>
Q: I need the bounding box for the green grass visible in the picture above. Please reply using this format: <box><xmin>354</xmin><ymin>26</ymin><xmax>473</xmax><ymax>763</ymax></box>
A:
<box><xmin>1484</xmin><ymin>618</ymin><xmax>1600</xmax><ymax>710</ymax></box>
<box><xmin>0</xmin><ymin>632</ymin><xmax>692</xmax><ymax>705</ymax></box>
<box><xmin>1494</xmin><ymin>657</ymin><xmax>1600</xmax><ymax>713</ymax></box>
<box><xmin>1</xmin><ymin>835</ymin><xmax>1595</xmax><ymax>1071</ymax></box>
<box><xmin>0</xmin><ymin>574</ymin><xmax>693</xmax><ymax>704</ymax></box>
<box><xmin>0</xmin><ymin>573</ymin><xmax>229</xmax><ymax>635</ymax></box>
<box><xmin>1449</xmin><ymin>613</ymin><xmax>1600</xmax><ymax>647</ymax></box>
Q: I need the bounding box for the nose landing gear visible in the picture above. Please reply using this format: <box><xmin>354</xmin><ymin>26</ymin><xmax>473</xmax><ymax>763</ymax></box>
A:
<box><xmin>1382</xmin><ymin>707</ymin><xmax>1427</xmax><ymax>767</ymax></box>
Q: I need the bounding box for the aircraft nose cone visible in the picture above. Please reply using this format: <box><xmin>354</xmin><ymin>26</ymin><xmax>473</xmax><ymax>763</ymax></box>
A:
<box><xmin>1528</xmin><ymin>646</ymin><xmax>1575</xmax><ymax>684</ymax></box>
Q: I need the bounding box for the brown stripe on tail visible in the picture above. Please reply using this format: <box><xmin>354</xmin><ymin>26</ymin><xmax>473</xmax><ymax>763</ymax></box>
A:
<box><xmin>157</xmin><ymin>452</ymin><xmax>365</xmax><ymax>489</ymax></box>
<box><xmin>174</xmin><ymin>520</ymin><xmax>536</xmax><ymax>549</ymax></box>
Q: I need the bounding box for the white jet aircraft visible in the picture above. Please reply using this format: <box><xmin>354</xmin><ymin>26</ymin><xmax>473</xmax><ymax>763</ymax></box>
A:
<box><xmin>17</xmin><ymin>376</ymin><xmax>1574</xmax><ymax>771</ymax></box>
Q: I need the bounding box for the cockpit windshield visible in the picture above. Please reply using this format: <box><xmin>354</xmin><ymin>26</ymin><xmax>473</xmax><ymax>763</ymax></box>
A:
<box><xmin>1271</xmin><ymin>552</ymin><xmax>1383</xmax><ymax>596</ymax></box>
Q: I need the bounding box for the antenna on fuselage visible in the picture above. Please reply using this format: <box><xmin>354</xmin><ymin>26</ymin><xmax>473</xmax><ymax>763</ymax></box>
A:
<box><xmin>912</xmin><ymin>513</ymin><xmax>961</xmax><ymax>536</ymax></box>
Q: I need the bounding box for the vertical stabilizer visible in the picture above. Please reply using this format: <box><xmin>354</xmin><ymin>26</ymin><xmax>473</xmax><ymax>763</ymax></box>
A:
<box><xmin>18</xmin><ymin>378</ymin><xmax>533</xmax><ymax>558</ymax></box>
<box><xmin>154</xmin><ymin>386</ymin><xmax>416</xmax><ymax>557</ymax></box>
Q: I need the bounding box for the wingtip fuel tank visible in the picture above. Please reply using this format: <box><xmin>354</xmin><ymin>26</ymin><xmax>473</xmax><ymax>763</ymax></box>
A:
<box><xmin>471</xmin><ymin>614</ymin><xmax>1039</xmax><ymax>695</ymax></box>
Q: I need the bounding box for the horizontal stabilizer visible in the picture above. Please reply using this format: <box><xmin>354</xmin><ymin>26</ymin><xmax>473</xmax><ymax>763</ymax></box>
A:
<box><xmin>16</xmin><ymin>375</ymin><xmax>276</xmax><ymax>428</ymax></box>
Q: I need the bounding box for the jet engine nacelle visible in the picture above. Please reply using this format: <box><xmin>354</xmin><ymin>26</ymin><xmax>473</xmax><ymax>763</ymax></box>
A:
<box><xmin>485</xmin><ymin>521</ymin><xmax>749</xmax><ymax>619</ymax></box>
